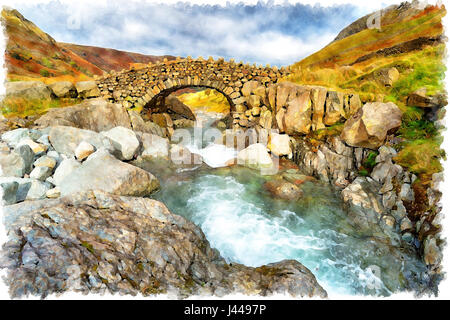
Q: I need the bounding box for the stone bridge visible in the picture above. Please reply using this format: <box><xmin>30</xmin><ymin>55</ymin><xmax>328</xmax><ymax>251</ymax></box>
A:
<box><xmin>94</xmin><ymin>57</ymin><xmax>362</xmax><ymax>135</ymax></box>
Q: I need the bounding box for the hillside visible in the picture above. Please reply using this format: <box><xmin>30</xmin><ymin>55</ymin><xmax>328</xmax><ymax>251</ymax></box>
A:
<box><xmin>1</xmin><ymin>8</ymin><xmax>103</xmax><ymax>82</ymax></box>
<box><xmin>59</xmin><ymin>43</ymin><xmax>176</xmax><ymax>73</ymax></box>
<box><xmin>1</xmin><ymin>8</ymin><xmax>174</xmax><ymax>82</ymax></box>
<box><xmin>286</xmin><ymin>2</ymin><xmax>446</xmax><ymax>105</ymax></box>
<box><xmin>285</xmin><ymin>0</ymin><xmax>447</xmax><ymax>190</ymax></box>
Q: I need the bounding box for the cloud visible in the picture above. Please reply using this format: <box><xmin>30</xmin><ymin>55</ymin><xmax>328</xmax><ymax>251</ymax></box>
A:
<box><xmin>10</xmin><ymin>0</ymin><xmax>370</xmax><ymax>66</ymax></box>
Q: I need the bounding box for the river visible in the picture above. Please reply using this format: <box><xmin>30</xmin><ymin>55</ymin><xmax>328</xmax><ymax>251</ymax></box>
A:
<box><xmin>134</xmin><ymin>110</ymin><xmax>430</xmax><ymax>297</ymax></box>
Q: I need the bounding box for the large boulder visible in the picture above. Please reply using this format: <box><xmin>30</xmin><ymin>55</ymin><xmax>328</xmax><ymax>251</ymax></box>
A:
<box><xmin>59</xmin><ymin>149</ymin><xmax>159</xmax><ymax>197</ymax></box>
<box><xmin>48</xmin><ymin>126</ymin><xmax>114</xmax><ymax>157</ymax></box>
<box><xmin>53</xmin><ymin>158</ymin><xmax>81</xmax><ymax>186</ymax></box>
<box><xmin>0</xmin><ymin>190</ymin><xmax>327</xmax><ymax>298</ymax></box>
<box><xmin>75</xmin><ymin>81</ymin><xmax>100</xmax><ymax>99</ymax></box>
<box><xmin>35</xmin><ymin>99</ymin><xmax>132</xmax><ymax>132</ymax></box>
<box><xmin>101</xmin><ymin>127</ymin><xmax>140</xmax><ymax>161</ymax></box>
<box><xmin>341</xmin><ymin>102</ymin><xmax>402</xmax><ymax>149</ymax></box>
<box><xmin>48</xmin><ymin>81</ymin><xmax>77</xmax><ymax>98</ymax></box>
<box><xmin>165</xmin><ymin>95</ymin><xmax>196</xmax><ymax>121</ymax></box>
<box><xmin>5</xmin><ymin>81</ymin><xmax>52</xmax><ymax>100</ymax></box>
<box><xmin>280</xmin><ymin>90</ymin><xmax>312</xmax><ymax>135</ymax></box>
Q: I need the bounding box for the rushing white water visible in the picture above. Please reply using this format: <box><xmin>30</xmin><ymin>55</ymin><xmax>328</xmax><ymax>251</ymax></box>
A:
<box><xmin>183</xmin><ymin>110</ymin><xmax>238</xmax><ymax>168</ymax></box>
<box><xmin>142</xmin><ymin>109</ymin><xmax>429</xmax><ymax>296</ymax></box>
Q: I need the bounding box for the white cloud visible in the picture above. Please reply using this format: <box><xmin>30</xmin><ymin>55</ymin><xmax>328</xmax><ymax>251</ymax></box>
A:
<box><xmin>5</xmin><ymin>0</ymin><xmax>379</xmax><ymax>65</ymax></box>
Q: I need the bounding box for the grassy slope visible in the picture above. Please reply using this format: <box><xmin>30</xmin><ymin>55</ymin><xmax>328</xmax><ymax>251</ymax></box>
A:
<box><xmin>2</xmin><ymin>8</ymin><xmax>104</xmax><ymax>81</ymax></box>
<box><xmin>285</xmin><ymin>3</ymin><xmax>447</xmax><ymax>180</ymax></box>
<box><xmin>2</xmin><ymin>8</ymin><xmax>175</xmax><ymax>82</ymax></box>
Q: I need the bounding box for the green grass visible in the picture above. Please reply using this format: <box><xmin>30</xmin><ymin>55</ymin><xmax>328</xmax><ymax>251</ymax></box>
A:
<box><xmin>1</xmin><ymin>96</ymin><xmax>82</xmax><ymax>118</ymax></box>
<box><xmin>394</xmin><ymin>137</ymin><xmax>444</xmax><ymax>176</ymax></box>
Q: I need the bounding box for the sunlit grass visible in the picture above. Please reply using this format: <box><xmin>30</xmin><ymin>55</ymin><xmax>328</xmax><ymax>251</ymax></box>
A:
<box><xmin>1</xmin><ymin>96</ymin><xmax>82</xmax><ymax>118</ymax></box>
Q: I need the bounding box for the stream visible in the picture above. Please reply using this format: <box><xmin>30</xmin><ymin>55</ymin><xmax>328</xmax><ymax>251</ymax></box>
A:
<box><xmin>134</xmin><ymin>109</ymin><xmax>430</xmax><ymax>297</ymax></box>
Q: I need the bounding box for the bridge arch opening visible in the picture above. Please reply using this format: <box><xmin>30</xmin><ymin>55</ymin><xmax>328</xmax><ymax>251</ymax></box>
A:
<box><xmin>141</xmin><ymin>85</ymin><xmax>234</xmax><ymax>129</ymax></box>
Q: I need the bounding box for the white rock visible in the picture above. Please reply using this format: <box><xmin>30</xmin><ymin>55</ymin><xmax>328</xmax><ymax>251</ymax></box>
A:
<box><xmin>101</xmin><ymin>126</ymin><xmax>140</xmax><ymax>160</ymax></box>
<box><xmin>140</xmin><ymin>133</ymin><xmax>169</xmax><ymax>159</ymax></box>
<box><xmin>75</xmin><ymin>141</ymin><xmax>95</xmax><ymax>161</ymax></box>
<box><xmin>237</xmin><ymin>143</ymin><xmax>274</xmax><ymax>170</ymax></box>
<box><xmin>30</xmin><ymin>166</ymin><xmax>53</xmax><ymax>181</ymax></box>
<box><xmin>268</xmin><ymin>132</ymin><xmax>292</xmax><ymax>157</ymax></box>
<box><xmin>53</xmin><ymin>159</ymin><xmax>82</xmax><ymax>186</ymax></box>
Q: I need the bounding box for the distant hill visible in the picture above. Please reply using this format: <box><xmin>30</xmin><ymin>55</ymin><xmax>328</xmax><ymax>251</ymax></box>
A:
<box><xmin>59</xmin><ymin>43</ymin><xmax>176</xmax><ymax>73</ymax></box>
<box><xmin>1</xmin><ymin>8</ymin><xmax>175</xmax><ymax>82</ymax></box>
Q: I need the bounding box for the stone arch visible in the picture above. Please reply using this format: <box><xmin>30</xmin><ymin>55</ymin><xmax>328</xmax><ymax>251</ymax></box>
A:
<box><xmin>95</xmin><ymin>57</ymin><xmax>290</xmax><ymax>129</ymax></box>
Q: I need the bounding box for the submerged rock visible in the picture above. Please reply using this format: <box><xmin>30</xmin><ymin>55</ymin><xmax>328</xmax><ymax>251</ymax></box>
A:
<box><xmin>264</xmin><ymin>179</ymin><xmax>303</xmax><ymax>201</ymax></box>
<box><xmin>0</xmin><ymin>190</ymin><xmax>327</xmax><ymax>299</ymax></box>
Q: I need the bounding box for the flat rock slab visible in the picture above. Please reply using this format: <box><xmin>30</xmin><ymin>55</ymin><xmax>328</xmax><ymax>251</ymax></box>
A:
<box><xmin>0</xmin><ymin>190</ymin><xmax>327</xmax><ymax>299</ymax></box>
<box><xmin>59</xmin><ymin>149</ymin><xmax>160</xmax><ymax>197</ymax></box>
<box><xmin>35</xmin><ymin>98</ymin><xmax>131</xmax><ymax>132</ymax></box>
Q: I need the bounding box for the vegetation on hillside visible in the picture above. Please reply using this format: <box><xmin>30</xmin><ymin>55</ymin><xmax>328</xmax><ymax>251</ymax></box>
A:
<box><xmin>285</xmin><ymin>2</ymin><xmax>447</xmax><ymax>179</ymax></box>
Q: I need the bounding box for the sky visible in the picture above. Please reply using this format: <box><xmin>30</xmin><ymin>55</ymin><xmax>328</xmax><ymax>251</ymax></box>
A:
<box><xmin>0</xmin><ymin>0</ymin><xmax>403</xmax><ymax>66</ymax></box>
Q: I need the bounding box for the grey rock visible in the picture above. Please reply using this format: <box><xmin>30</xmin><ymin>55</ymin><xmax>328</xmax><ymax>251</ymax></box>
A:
<box><xmin>1</xmin><ymin>128</ymin><xmax>30</xmax><ymax>147</ymax></box>
<box><xmin>53</xmin><ymin>158</ymin><xmax>82</xmax><ymax>186</ymax></box>
<box><xmin>59</xmin><ymin>149</ymin><xmax>159</xmax><ymax>197</ymax></box>
<box><xmin>48</xmin><ymin>126</ymin><xmax>114</xmax><ymax>158</ymax></box>
<box><xmin>0</xmin><ymin>177</ymin><xmax>52</xmax><ymax>201</ymax></box>
<box><xmin>399</xmin><ymin>183</ymin><xmax>414</xmax><ymax>202</ymax></box>
<box><xmin>0</xmin><ymin>190</ymin><xmax>327</xmax><ymax>299</ymax></box>
<box><xmin>0</xmin><ymin>181</ymin><xmax>18</xmax><ymax>205</ymax></box>
<box><xmin>30</xmin><ymin>166</ymin><xmax>53</xmax><ymax>181</ymax></box>
<box><xmin>14</xmin><ymin>144</ymin><xmax>34</xmax><ymax>174</ymax></box>
<box><xmin>0</xmin><ymin>152</ymin><xmax>26</xmax><ymax>177</ymax></box>
<box><xmin>101</xmin><ymin>127</ymin><xmax>140</xmax><ymax>160</ymax></box>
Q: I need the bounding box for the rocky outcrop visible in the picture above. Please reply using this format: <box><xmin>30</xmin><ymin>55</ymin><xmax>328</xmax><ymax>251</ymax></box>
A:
<box><xmin>341</xmin><ymin>102</ymin><xmax>402</xmax><ymax>149</ymax></box>
<box><xmin>59</xmin><ymin>149</ymin><xmax>159</xmax><ymax>197</ymax></box>
<box><xmin>0</xmin><ymin>190</ymin><xmax>327</xmax><ymax>298</ymax></box>
<box><xmin>35</xmin><ymin>99</ymin><xmax>132</xmax><ymax>132</ymax></box>
<box><xmin>75</xmin><ymin>81</ymin><xmax>101</xmax><ymax>99</ymax></box>
<box><xmin>4</xmin><ymin>81</ymin><xmax>52</xmax><ymax>100</ymax></box>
